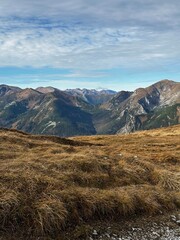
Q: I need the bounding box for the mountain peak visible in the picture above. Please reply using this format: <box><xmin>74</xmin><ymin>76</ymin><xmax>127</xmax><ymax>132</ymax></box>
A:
<box><xmin>0</xmin><ymin>84</ymin><xmax>21</xmax><ymax>97</ymax></box>
<box><xmin>16</xmin><ymin>88</ymin><xmax>43</xmax><ymax>99</ymax></box>
<box><xmin>152</xmin><ymin>79</ymin><xmax>176</xmax><ymax>87</ymax></box>
<box><xmin>65</xmin><ymin>88</ymin><xmax>116</xmax><ymax>105</ymax></box>
<box><xmin>36</xmin><ymin>86</ymin><xmax>56</xmax><ymax>94</ymax></box>
<box><xmin>0</xmin><ymin>80</ymin><xmax>179</xmax><ymax>136</ymax></box>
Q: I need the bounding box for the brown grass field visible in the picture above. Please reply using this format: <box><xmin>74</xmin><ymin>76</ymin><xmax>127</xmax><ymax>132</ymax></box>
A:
<box><xmin>0</xmin><ymin>125</ymin><xmax>180</xmax><ymax>239</ymax></box>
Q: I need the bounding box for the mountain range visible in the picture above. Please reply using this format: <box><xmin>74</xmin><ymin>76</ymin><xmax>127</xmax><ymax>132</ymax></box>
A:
<box><xmin>0</xmin><ymin>79</ymin><xmax>179</xmax><ymax>136</ymax></box>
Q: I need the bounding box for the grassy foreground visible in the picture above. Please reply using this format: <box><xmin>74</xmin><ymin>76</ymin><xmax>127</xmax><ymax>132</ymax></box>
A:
<box><xmin>0</xmin><ymin>125</ymin><xmax>180</xmax><ymax>239</ymax></box>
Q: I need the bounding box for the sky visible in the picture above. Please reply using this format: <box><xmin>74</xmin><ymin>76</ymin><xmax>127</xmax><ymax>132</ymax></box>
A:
<box><xmin>0</xmin><ymin>0</ymin><xmax>180</xmax><ymax>91</ymax></box>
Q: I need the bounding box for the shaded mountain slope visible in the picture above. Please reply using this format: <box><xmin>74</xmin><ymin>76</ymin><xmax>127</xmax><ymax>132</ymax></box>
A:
<box><xmin>0</xmin><ymin>87</ymin><xmax>96</xmax><ymax>137</ymax></box>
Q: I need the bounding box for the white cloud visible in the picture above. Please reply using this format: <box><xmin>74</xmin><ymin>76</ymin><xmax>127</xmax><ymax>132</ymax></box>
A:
<box><xmin>0</xmin><ymin>0</ymin><xmax>180</xmax><ymax>28</ymax></box>
<box><xmin>0</xmin><ymin>20</ymin><xmax>180</xmax><ymax>71</ymax></box>
<box><xmin>0</xmin><ymin>0</ymin><xmax>180</xmax><ymax>81</ymax></box>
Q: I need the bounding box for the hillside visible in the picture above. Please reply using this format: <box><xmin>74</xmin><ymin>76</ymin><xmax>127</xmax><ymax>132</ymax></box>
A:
<box><xmin>0</xmin><ymin>86</ymin><xmax>96</xmax><ymax>137</ymax></box>
<box><xmin>96</xmin><ymin>80</ymin><xmax>180</xmax><ymax>134</ymax></box>
<box><xmin>0</xmin><ymin>80</ymin><xmax>180</xmax><ymax>137</ymax></box>
<box><xmin>0</xmin><ymin>125</ymin><xmax>180</xmax><ymax>239</ymax></box>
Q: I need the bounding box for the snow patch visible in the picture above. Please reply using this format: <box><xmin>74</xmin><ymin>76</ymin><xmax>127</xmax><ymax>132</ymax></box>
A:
<box><xmin>145</xmin><ymin>97</ymin><xmax>150</xmax><ymax>104</ymax></box>
<box><xmin>42</xmin><ymin>121</ymin><xmax>59</xmax><ymax>133</ymax></box>
<box><xmin>45</xmin><ymin>121</ymin><xmax>57</xmax><ymax>128</ymax></box>
<box><xmin>4</xmin><ymin>101</ymin><xmax>16</xmax><ymax>109</ymax></box>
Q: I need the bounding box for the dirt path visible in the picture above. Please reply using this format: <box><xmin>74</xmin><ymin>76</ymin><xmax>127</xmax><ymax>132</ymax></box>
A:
<box><xmin>87</xmin><ymin>211</ymin><xmax>180</xmax><ymax>240</ymax></box>
<box><xmin>1</xmin><ymin>212</ymin><xmax>179</xmax><ymax>239</ymax></box>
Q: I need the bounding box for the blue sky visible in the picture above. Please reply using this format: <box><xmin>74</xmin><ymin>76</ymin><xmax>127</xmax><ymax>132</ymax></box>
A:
<box><xmin>0</xmin><ymin>0</ymin><xmax>180</xmax><ymax>91</ymax></box>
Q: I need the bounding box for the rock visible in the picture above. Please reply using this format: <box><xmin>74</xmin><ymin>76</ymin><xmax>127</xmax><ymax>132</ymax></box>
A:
<box><xmin>152</xmin><ymin>232</ymin><xmax>160</xmax><ymax>237</ymax></box>
<box><xmin>93</xmin><ymin>230</ymin><xmax>98</xmax><ymax>235</ymax></box>
<box><xmin>132</xmin><ymin>227</ymin><xmax>142</xmax><ymax>231</ymax></box>
<box><xmin>105</xmin><ymin>233</ymin><xmax>110</xmax><ymax>238</ymax></box>
<box><xmin>176</xmin><ymin>220</ymin><xmax>180</xmax><ymax>225</ymax></box>
<box><xmin>113</xmin><ymin>234</ymin><xmax>117</xmax><ymax>237</ymax></box>
<box><xmin>171</xmin><ymin>215</ymin><xmax>176</xmax><ymax>222</ymax></box>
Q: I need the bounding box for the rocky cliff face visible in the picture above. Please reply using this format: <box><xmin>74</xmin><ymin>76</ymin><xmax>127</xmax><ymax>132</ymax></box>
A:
<box><xmin>0</xmin><ymin>80</ymin><xmax>179</xmax><ymax>136</ymax></box>
<box><xmin>98</xmin><ymin>80</ymin><xmax>180</xmax><ymax>134</ymax></box>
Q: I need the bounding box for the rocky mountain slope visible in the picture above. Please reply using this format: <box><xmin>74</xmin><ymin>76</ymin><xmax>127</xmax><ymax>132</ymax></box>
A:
<box><xmin>0</xmin><ymin>86</ymin><xmax>96</xmax><ymax>137</ymax></box>
<box><xmin>0</xmin><ymin>80</ymin><xmax>179</xmax><ymax>136</ymax></box>
<box><xmin>95</xmin><ymin>80</ymin><xmax>180</xmax><ymax>134</ymax></box>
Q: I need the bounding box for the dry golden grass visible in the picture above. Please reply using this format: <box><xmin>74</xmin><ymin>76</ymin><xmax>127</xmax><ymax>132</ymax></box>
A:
<box><xmin>0</xmin><ymin>125</ymin><xmax>180</xmax><ymax>238</ymax></box>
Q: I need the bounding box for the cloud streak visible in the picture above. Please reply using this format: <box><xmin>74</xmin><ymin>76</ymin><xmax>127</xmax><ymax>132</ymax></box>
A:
<box><xmin>0</xmin><ymin>0</ymin><xmax>180</xmax><ymax>28</ymax></box>
<box><xmin>0</xmin><ymin>22</ymin><xmax>179</xmax><ymax>70</ymax></box>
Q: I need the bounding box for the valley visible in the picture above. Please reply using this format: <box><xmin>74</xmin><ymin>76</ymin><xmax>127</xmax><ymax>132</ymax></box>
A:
<box><xmin>0</xmin><ymin>79</ymin><xmax>179</xmax><ymax>137</ymax></box>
